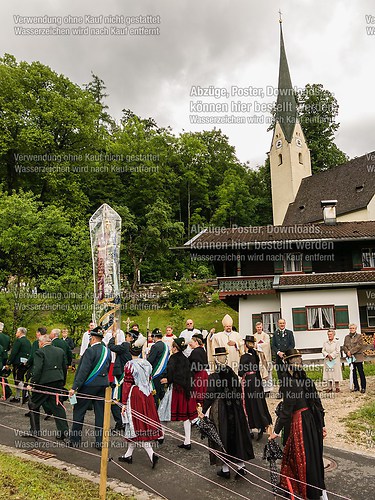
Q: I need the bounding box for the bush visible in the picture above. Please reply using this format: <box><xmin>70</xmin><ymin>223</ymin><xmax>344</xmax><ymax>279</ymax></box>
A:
<box><xmin>159</xmin><ymin>281</ymin><xmax>212</xmax><ymax>309</ymax></box>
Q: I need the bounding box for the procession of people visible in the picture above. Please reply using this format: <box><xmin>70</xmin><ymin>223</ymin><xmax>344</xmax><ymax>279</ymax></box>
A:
<box><xmin>0</xmin><ymin>314</ymin><xmax>370</xmax><ymax>499</ymax></box>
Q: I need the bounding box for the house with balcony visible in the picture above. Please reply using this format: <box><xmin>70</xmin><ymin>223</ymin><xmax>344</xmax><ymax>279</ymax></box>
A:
<box><xmin>184</xmin><ymin>220</ymin><xmax>375</xmax><ymax>350</ymax></box>
<box><xmin>181</xmin><ymin>22</ymin><xmax>375</xmax><ymax>352</ymax></box>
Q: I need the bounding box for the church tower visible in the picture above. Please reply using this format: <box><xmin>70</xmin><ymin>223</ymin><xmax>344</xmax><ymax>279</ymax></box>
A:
<box><xmin>269</xmin><ymin>20</ymin><xmax>312</xmax><ymax>226</ymax></box>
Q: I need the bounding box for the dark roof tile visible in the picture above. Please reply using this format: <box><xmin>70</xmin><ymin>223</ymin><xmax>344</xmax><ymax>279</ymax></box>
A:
<box><xmin>283</xmin><ymin>152</ymin><xmax>375</xmax><ymax>224</ymax></box>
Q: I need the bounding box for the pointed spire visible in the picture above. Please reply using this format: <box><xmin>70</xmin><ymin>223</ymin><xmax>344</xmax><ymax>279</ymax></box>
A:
<box><xmin>275</xmin><ymin>22</ymin><xmax>298</xmax><ymax>142</ymax></box>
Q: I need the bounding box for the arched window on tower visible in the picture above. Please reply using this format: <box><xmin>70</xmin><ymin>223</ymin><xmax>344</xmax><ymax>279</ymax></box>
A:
<box><xmin>278</xmin><ymin>153</ymin><xmax>283</xmax><ymax>165</ymax></box>
<box><xmin>299</xmin><ymin>152</ymin><xmax>303</xmax><ymax>164</ymax></box>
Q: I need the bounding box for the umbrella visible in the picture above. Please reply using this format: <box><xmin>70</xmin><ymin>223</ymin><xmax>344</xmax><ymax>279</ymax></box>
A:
<box><xmin>196</xmin><ymin>415</ymin><xmax>226</xmax><ymax>452</ymax></box>
<box><xmin>263</xmin><ymin>438</ymin><xmax>283</xmax><ymax>497</ymax></box>
<box><xmin>196</xmin><ymin>403</ymin><xmax>226</xmax><ymax>452</ymax></box>
<box><xmin>346</xmin><ymin>356</ymin><xmax>356</xmax><ymax>390</ymax></box>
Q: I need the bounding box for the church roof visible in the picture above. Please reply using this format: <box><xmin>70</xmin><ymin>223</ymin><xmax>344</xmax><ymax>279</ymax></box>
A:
<box><xmin>283</xmin><ymin>152</ymin><xmax>375</xmax><ymax>224</ymax></box>
<box><xmin>275</xmin><ymin>23</ymin><xmax>298</xmax><ymax>143</ymax></box>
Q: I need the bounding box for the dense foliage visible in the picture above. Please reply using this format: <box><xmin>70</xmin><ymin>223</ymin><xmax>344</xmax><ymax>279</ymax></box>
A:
<box><xmin>0</xmin><ymin>55</ymin><xmax>347</xmax><ymax>329</ymax></box>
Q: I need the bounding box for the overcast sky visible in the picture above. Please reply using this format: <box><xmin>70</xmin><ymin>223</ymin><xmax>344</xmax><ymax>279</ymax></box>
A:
<box><xmin>1</xmin><ymin>0</ymin><xmax>374</xmax><ymax>167</ymax></box>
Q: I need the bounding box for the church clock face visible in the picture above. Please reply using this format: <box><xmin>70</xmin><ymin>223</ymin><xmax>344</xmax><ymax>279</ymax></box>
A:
<box><xmin>276</xmin><ymin>139</ymin><xmax>282</xmax><ymax>149</ymax></box>
<box><xmin>296</xmin><ymin>138</ymin><xmax>302</xmax><ymax>147</ymax></box>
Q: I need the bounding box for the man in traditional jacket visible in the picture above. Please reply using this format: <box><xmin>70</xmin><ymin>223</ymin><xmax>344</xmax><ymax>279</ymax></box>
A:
<box><xmin>207</xmin><ymin>314</ymin><xmax>244</xmax><ymax>374</ymax></box>
<box><xmin>69</xmin><ymin>326</ymin><xmax>110</xmax><ymax>449</ymax></box>
<box><xmin>107</xmin><ymin>324</ymin><xmax>131</xmax><ymax>430</ymax></box>
<box><xmin>272</xmin><ymin>318</ymin><xmax>295</xmax><ymax>397</ymax></box>
<box><xmin>343</xmin><ymin>323</ymin><xmax>366</xmax><ymax>393</ymax></box>
<box><xmin>147</xmin><ymin>329</ymin><xmax>170</xmax><ymax>407</ymax></box>
<box><xmin>50</xmin><ymin>328</ymin><xmax>71</xmax><ymax>382</ymax></box>
<box><xmin>24</xmin><ymin>334</ymin><xmax>69</xmax><ymax>439</ymax></box>
<box><xmin>6</xmin><ymin>327</ymin><xmax>31</xmax><ymax>402</ymax></box>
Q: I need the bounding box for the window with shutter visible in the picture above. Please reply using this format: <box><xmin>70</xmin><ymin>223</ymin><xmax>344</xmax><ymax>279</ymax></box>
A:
<box><xmin>334</xmin><ymin>306</ymin><xmax>349</xmax><ymax>329</ymax></box>
<box><xmin>292</xmin><ymin>308</ymin><xmax>307</xmax><ymax>331</ymax></box>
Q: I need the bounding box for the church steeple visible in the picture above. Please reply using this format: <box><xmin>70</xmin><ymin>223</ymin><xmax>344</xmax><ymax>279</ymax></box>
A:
<box><xmin>276</xmin><ymin>21</ymin><xmax>298</xmax><ymax>143</ymax></box>
<box><xmin>269</xmin><ymin>18</ymin><xmax>312</xmax><ymax>226</ymax></box>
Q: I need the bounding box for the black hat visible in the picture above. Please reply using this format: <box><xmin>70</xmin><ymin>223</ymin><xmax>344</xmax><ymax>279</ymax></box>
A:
<box><xmin>213</xmin><ymin>346</ymin><xmax>228</xmax><ymax>356</ymax></box>
<box><xmin>284</xmin><ymin>348</ymin><xmax>302</xmax><ymax>361</ymax></box>
<box><xmin>173</xmin><ymin>337</ymin><xmax>187</xmax><ymax>351</ymax></box>
<box><xmin>192</xmin><ymin>333</ymin><xmax>204</xmax><ymax>342</ymax></box>
<box><xmin>245</xmin><ymin>335</ymin><xmax>256</xmax><ymax>343</ymax></box>
<box><xmin>151</xmin><ymin>328</ymin><xmax>162</xmax><ymax>338</ymax></box>
<box><xmin>130</xmin><ymin>344</ymin><xmax>143</xmax><ymax>356</ymax></box>
<box><xmin>127</xmin><ymin>329</ymin><xmax>140</xmax><ymax>340</ymax></box>
<box><xmin>90</xmin><ymin>326</ymin><xmax>104</xmax><ymax>338</ymax></box>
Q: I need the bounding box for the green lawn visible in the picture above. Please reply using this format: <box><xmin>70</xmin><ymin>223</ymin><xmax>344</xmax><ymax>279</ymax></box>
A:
<box><xmin>344</xmin><ymin>400</ymin><xmax>375</xmax><ymax>446</ymax></box>
<box><xmin>0</xmin><ymin>452</ymin><xmax>132</xmax><ymax>500</ymax></box>
<box><xmin>121</xmin><ymin>302</ymin><xmax>238</xmax><ymax>334</ymax></box>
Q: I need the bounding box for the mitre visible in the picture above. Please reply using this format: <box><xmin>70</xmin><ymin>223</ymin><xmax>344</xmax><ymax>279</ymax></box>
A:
<box><xmin>222</xmin><ymin>314</ymin><xmax>233</xmax><ymax>327</ymax></box>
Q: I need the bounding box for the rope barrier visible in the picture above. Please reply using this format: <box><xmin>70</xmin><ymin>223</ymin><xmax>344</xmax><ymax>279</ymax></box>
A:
<box><xmin>0</xmin><ymin>379</ymin><xmax>355</xmax><ymax>499</ymax></box>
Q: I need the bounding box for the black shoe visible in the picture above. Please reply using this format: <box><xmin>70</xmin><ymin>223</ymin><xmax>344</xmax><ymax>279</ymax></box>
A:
<box><xmin>178</xmin><ymin>443</ymin><xmax>191</xmax><ymax>450</ymax></box>
<box><xmin>9</xmin><ymin>397</ymin><xmax>21</xmax><ymax>403</ymax></box>
<box><xmin>257</xmin><ymin>430</ymin><xmax>264</xmax><ymax>441</ymax></box>
<box><xmin>157</xmin><ymin>437</ymin><xmax>164</xmax><ymax>445</ymax></box>
<box><xmin>114</xmin><ymin>422</ymin><xmax>124</xmax><ymax>431</ymax></box>
<box><xmin>44</xmin><ymin>415</ymin><xmax>52</xmax><ymax>421</ymax></box>
<box><xmin>235</xmin><ymin>468</ymin><xmax>247</xmax><ymax>479</ymax></box>
<box><xmin>360</xmin><ymin>389</ymin><xmax>366</xmax><ymax>393</ymax></box>
<box><xmin>56</xmin><ymin>432</ymin><xmax>68</xmax><ymax>441</ymax></box>
<box><xmin>352</xmin><ymin>388</ymin><xmax>359</xmax><ymax>392</ymax></box>
<box><xmin>217</xmin><ymin>470</ymin><xmax>230</xmax><ymax>479</ymax></box>
<box><xmin>152</xmin><ymin>454</ymin><xmax>159</xmax><ymax>469</ymax></box>
<box><xmin>24</xmin><ymin>411</ymin><xmax>31</xmax><ymax>417</ymax></box>
<box><xmin>118</xmin><ymin>455</ymin><xmax>132</xmax><ymax>463</ymax></box>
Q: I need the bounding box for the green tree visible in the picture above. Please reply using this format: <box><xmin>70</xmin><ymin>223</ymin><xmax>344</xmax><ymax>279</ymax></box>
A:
<box><xmin>0</xmin><ymin>188</ymin><xmax>86</xmax><ymax>329</ymax></box>
<box><xmin>297</xmin><ymin>83</ymin><xmax>348</xmax><ymax>172</ymax></box>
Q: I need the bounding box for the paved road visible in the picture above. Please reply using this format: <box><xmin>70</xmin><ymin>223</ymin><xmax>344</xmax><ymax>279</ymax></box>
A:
<box><xmin>0</xmin><ymin>398</ymin><xmax>374</xmax><ymax>500</ymax></box>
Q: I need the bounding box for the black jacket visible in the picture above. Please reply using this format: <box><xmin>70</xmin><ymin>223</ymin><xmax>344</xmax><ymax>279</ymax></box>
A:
<box><xmin>188</xmin><ymin>346</ymin><xmax>208</xmax><ymax>373</ymax></box>
<box><xmin>147</xmin><ymin>340</ymin><xmax>169</xmax><ymax>376</ymax></box>
<box><xmin>0</xmin><ymin>333</ymin><xmax>10</xmax><ymax>363</ymax></box>
<box><xmin>166</xmin><ymin>350</ymin><xmax>192</xmax><ymax>395</ymax></box>
<box><xmin>108</xmin><ymin>338</ymin><xmax>132</xmax><ymax>378</ymax></box>
<box><xmin>73</xmin><ymin>342</ymin><xmax>110</xmax><ymax>390</ymax></box>
<box><xmin>272</xmin><ymin>329</ymin><xmax>295</xmax><ymax>356</ymax></box>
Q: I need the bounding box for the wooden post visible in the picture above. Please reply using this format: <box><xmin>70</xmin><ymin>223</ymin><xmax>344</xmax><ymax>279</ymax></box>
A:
<box><xmin>99</xmin><ymin>386</ymin><xmax>112</xmax><ymax>500</ymax></box>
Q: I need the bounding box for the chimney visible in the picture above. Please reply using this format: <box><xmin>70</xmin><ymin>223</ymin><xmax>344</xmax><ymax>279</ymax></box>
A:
<box><xmin>321</xmin><ymin>200</ymin><xmax>337</xmax><ymax>225</ymax></box>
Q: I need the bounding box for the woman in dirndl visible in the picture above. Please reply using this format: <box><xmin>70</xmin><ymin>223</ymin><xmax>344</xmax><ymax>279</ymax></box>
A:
<box><xmin>239</xmin><ymin>335</ymin><xmax>272</xmax><ymax>441</ymax></box>
<box><xmin>188</xmin><ymin>333</ymin><xmax>209</xmax><ymax>405</ymax></box>
<box><xmin>119</xmin><ymin>343</ymin><xmax>163</xmax><ymax>468</ymax></box>
<box><xmin>269</xmin><ymin>349</ymin><xmax>327</xmax><ymax>500</ymax></box>
<box><xmin>160</xmin><ymin>337</ymin><xmax>197</xmax><ymax>449</ymax></box>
